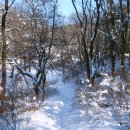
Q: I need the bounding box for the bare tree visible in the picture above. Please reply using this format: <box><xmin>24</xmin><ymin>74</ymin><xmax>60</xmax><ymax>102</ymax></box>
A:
<box><xmin>72</xmin><ymin>0</ymin><xmax>101</xmax><ymax>85</ymax></box>
<box><xmin>0</xmin><ymin>0</ymin><xmax>15</xmax><ymax>100</ymax></box>
<box><xmin>119</xmin><ymin>0</ymin><xmax>129</xmax><ymax>79</ymax></box>
<box><xmin>11</xmin><ymin>0</ymin><xmax>58</xmax><ymax>95</ymax></box>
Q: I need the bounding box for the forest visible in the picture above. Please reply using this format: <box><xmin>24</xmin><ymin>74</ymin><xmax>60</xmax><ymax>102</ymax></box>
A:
<box><xmin>0</xmin><ymin>0</ymin><xmax>130</xmax><ymax>130</ymax></box>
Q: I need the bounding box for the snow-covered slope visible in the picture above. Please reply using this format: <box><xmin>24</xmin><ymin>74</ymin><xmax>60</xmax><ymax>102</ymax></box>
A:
<box><xmin>24</xmin><ymin>70</ymin><xmax>119</xmax><ymax>130</ymax></box>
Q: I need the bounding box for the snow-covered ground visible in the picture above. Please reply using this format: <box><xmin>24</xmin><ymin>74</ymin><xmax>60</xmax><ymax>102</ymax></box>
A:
<box><xmin>22</xmin><ymin>70</ymin><xmax>120</xmax><ymax>130</ymax></box>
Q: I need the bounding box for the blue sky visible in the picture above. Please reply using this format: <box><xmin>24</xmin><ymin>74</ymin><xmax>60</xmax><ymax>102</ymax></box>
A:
<box><xmin>58</xmin><ymin>0</ymin><xmax>74</xmax><ymax>17</ymax></box>
<box><xmin>0</xmin><ymin>0</ymin><xmax>75</xmax><ymax>17</ymax></box>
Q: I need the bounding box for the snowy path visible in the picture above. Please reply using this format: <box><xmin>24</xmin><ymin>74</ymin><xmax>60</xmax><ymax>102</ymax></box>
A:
<box><xmin>27</xmin><ymin>70</ymin><xmax>79</xmax><ymax>130</ymax></box>
<box><xmin>26</xmin><ymin>70</ymin><xmax>118</xmax><ymax>130</ymax></box>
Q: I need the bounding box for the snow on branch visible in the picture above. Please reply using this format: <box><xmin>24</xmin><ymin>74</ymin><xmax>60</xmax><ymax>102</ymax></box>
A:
<box><xmin>0</xmin><ymin>86</ymin><xmax>3</xmax><ymax>95</ymax></box>
<box><xmin>97</xmin><ymin>30</ymin><xmax>109</xmax><ymax>37</ymax></box>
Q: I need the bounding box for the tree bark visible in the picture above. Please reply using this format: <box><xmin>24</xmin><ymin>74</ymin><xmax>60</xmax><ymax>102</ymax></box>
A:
<box><xmin>1</xmin><ymin>0</ymin><xmax>8</xmax><ymax>99</ymax></box>
<box><xmin>109</xmin><ymin>0</ymin><xmax>116</xmax><ymax>77</ymax></box>
<box><xmin>119</xmin><ymin>0</ymin><xmax>128</xmax><ymax>79</ymax></box>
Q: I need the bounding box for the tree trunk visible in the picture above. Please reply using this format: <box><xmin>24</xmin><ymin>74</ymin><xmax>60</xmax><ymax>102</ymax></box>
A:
<box><xmin>119</xmin><ymin>0</ymin><xmax>128</xmax><ymax>79</ymax></box>
<box><xmin>109</xmin><ymin>0</ymin><xmax>116</xmax><ymax>77</ymax></box>
<box><xmin>81</xmin><ymin>35</ymin><xmax>91</xmax><ymax>82</ymax></box>
<box><xmin>110</xmin><ymin>42</ymin><xmax>116</xmax><ymax>77</ymax></box>
<box><xmin>1</xmin><ymin>0</ymin><xmax>8</xmax><ymax>99</ymax></box>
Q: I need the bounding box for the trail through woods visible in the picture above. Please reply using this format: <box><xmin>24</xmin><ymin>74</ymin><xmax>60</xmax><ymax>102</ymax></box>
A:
<box><xmin>24</xmin><ymin>70</ymin><xmax>119</xmax><ymax>130</ymax></box>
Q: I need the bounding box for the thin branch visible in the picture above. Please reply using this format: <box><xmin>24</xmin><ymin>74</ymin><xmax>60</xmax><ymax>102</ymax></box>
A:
<box><xmin>8</xmin><ymin>0</ymin><xmax>15</xmax><ymax>9</ymax></box>
<box><xmin>72</xmin><ymin>0</ymin><xmax>82</xmax><ymax>26</ymax></box>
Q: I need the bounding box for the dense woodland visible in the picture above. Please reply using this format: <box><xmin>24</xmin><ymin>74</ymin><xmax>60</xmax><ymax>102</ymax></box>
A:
<box><xmin>0</xmin><ymin>0</ymin><xmax>130</xmax><ymax>130</ymax></box>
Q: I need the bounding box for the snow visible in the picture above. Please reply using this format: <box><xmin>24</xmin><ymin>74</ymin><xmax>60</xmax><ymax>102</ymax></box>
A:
<box><xmin>81</xmin><ymin>27</ymin><xmax>84</xmax><ymax>34</ymax></box>
<box><xmin>20</xmin><ymin>70</ymin><xmax>120</xmax><ymax>130</ymax></box>
<box><xmin>125</xmin><ymin>53</ymin><xmax>129</xmax><ymax>57</ymax></box>
<box><xmin>29</xmin><ymin>111</ymin><xmax>61</xmax><ymax>130</ymax></box>
<box><xmin>99</xmin><ymin>76</ymin><xmax>111</xmax><ymax>86</ymax></box>
<box><xmin>97</xmin><ymin>30</ymin><xmax>109</xmax><ymax>37</ymax></box>
<box><xmin>32</xmin><ymin>96</ymin><xmax>36</xmax><ymax>101</ymax></box>
<box><xmin>26</xmin><ymin>70</ymin><xmax>77</xmax><ymax>130</ymax></box>
<box><xmin>4</xmin><ymin>10</ymin><xmax>7</xmax><ymax>15</ymax></box>
<box><xmin>0</xmin><ymin>86</ymin><xmax>3</xmax><ymax>94</ymax></box>
<box><xmin>1</xmin><ymin>68</ymin><xmax>127</xmax><ymax>130</ymax></box>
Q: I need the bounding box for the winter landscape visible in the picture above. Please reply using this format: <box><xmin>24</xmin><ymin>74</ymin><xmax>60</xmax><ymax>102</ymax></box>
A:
<box><xmin>0</xmin><ymin>0</ymin><xmax>130</xmax><ymax>130</ymax></box>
